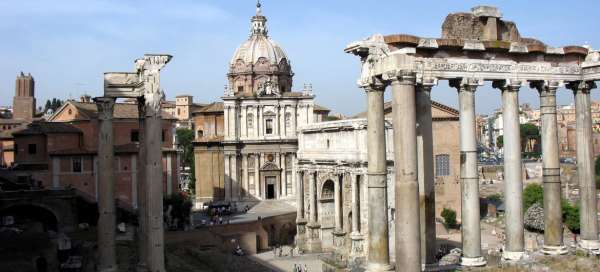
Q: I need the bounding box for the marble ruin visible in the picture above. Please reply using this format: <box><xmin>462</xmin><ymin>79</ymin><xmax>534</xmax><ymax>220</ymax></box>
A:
<box><xmin>290</xmin><ymin>5</ymin><xmax>600</xmax><ymax>272</ymax></box>
<box><xmin>96</xmin><ymin>54</ymin><xmax>172</xmax><ymax>272</ymax></box>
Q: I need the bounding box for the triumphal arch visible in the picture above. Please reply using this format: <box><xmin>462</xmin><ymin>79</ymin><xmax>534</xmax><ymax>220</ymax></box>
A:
<box><xmin>95</xmin><ymin>54</ymin><xmax>172</xmax><ymax>272</ymax></box>
<box><xmin>339</xmin><ymin>5</ymin><xmax>600</xmax><ymax>272</ymax></box>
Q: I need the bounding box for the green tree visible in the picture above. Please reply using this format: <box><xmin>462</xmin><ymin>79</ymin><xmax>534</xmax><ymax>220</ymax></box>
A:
<box><xmin>441</xmin><ymin>208</ymin><xmax>457</xmax><ymax>229</ymax></box>
<box><xmin>523</xmin><ymin>183</ymin><xmax>543</xmax><ymax>211</ymax></box>
<box><xmin>562</xmin><ymin>200</ymin><xmax>580</xmax><ymax>234</ymax></box>
<box><xmin>176</xmin><ymin>128</ymin><xmax>195</xmax><ymax>193</ymax></box>
<box><xmin>496</xmin><ymin>135</ymin><xmax>503</xmax><ymax>148</ymax></box>
<box><xmin>325</xmin><ymin>115</ymin><xmax>341</xmax><ymax>121</ymax></box>
<box><xmin>520</xmin><ymin>123</ymin><xmax>540</xmax><ymax>154</ymax></box>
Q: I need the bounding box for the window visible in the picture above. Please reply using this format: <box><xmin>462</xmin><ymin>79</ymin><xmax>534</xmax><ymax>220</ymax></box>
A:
<box><xmin>435</xmin><ymin>154</ymin><xmax>450</xmax><ymax>177</ymax></box>
<box><xmin>177</xmin><ymin>108</ymin><xmax>181</xmax><ymax>115</ymax></box>
<box><xmin>265</xmin><ymin>119</ymin><xmax>273</xmax><ymax>134</ymax></box>
<box><xmin>285</xmin><ymin>112</ymin><xmax>291</xmax><ymax>134</ymax></box>
<box><xmin>72</xmin><ymin>157</ymin><xmax>82</xmax><ymax>173</ymax></box>
<box><xmin>162</xmin><ymin>130</ymin><xmax>166</xmax><ymax>142</ymax></box>
<box><xmin>197</xmin><ymin>130</ymin><xmax>204</xmax><ymax>138</ymax></box>
<box><xmin>238</xmin><ymin>86</ymin><xmax>244</xmax><ymax>93</ymax></box>
<box><xmin>28</xmin><ymin>144</ymin><xmax>37</xmax><ymax>155</ymax></box>
<box><xmin>131</xmin><ymin>130</ymin><xmax>139</xmax><ymax>142</ymax></box>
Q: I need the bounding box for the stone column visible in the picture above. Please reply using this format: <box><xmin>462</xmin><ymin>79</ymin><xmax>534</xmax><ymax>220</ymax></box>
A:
<box><xmin>254</xmin><ymin>153</ymin><xmax>260</xmax><ymax>198</ymax></box>
<box><xmin>350</xmin><ymin>173</ymin><xmax>364</xmax><ymax>258</ymax></box>
<box><xmin>333</xmin><ymin>173</ymin><xmax>345</xmax><ymax>250</ymax></box>
<box><xmin>296</xmin><ymin>170</ymin><xmax>307</xmax><ymax>250</ymax></box>
<box><xmin>364</xmin><ymin>82</ymin><xmax>393</xmax><ymax>271</ymax></box>
<box><xmin>224</xmin><ymin>154</ymin><xmax>231</xmax><ymax>200</ymax></box>
<box><xmin>494</xmin><ymin>80</ymin><xmax>525</xmax><ymax>260</ymax></box>
<box><xmin>243</xmin><ymin>154</ymin><xmax>248</xmax><ymax>199</ymax></box>
<box><xmin>144</xmin><ymin>92</ymin><xmax>166</xmax><ymax>272</ymax></box>
<box><xmin>95</xmin><ymin>97</ymin><xmax>117</xmax><ymax>272</ymax></box>
<box><xmin>281</xmin><ymin>153</ymin><xmax>287</xmax><ymax>196</ymax></box>
<box><xmin>307</xmin><ymin>170</ymin><xmax>322</xmax><ymax>252</ymax></box>
<box><xmin>416</xmin><ymin>82</ymin><xmax>436</xmax><ymax>268</ymax></box>
<box><xmin>391</xmin><ymin>73</ymin><xmax>421</xmax><ymax>272</ymax></box>
<box><xmin>569</xmin><ymin>81</ymin><xmax>600</xmax><ymax>250</ymax></box>
<box><xmin>450</xmin><ymin>78</ymin><xmax>486</xmax><ymax>266</ymax></box>
<box><xmin>533</xmin><ymin>81</ymin><xmax>568</xmax><ymax>255</ymax></box>
<box><xmin>231</xmin><ymin>154</ymin><xmax>239</xmax><ymax>201</ymax></box>
<box><xmin>136</xmin><ymin>100</ymin><xmax>148</xmax><ymax>271</ymax></box>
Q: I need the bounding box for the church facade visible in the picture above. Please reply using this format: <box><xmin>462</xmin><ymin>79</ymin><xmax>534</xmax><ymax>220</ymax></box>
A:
<box><xmin>194</xmin><ymin>2</ymin><xmax>328</xmax><ymax>205</ymax></box>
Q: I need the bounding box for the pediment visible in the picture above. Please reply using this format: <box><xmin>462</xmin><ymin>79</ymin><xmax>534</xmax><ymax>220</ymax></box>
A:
<box><xmin>260</xmin><ymin>162</ymin><xmax>280</xmax><ymax>171</ymax></box>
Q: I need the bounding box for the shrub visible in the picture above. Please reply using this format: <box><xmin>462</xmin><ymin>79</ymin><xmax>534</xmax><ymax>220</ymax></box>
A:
<box><xmin>562</xmin><ymin>199</ymin><xmax>580</xmax><ymax>234</ymax></box>
<box><xmin>164</xmin><ymin>193</ymin><xmax>193</xmax><ymax>229</ymax></box>
<box><xmin>523</xmin><ymin>183</ymin><xmax>543</xmax><ymax>211</ymax></box>
<box><xmin>441</xmin><ymin>208</ymin><xmax>457</xmax><ymax>229</ymax></box>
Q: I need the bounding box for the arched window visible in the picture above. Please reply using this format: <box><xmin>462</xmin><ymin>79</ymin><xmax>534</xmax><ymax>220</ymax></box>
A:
<box><xmin>321</xmin><ymin>180</ymin><xmax>334</xmax><ymax>199</ymax></box>
<box><xmin>197</xmin><ymin>130</ymin><xmax>204</xmax><ymax>138</ymax></box>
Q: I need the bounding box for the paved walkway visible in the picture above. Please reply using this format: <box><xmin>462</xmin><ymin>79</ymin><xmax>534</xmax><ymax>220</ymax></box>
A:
<box><xmin>192</xmin><ymin>200</ymin><xmax>296</xmax><ymax>225</ymax></box>
<box><xmin>251</xmin><ymin>249</ymin><xmax>324</xmax><ymax>272</ymax></box>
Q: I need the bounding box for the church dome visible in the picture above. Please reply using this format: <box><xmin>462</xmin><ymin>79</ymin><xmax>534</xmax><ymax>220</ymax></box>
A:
<box><xmin>229</xmin><ymin>2</ymin><xmax>289</xmax><ymax>66</ymax></box>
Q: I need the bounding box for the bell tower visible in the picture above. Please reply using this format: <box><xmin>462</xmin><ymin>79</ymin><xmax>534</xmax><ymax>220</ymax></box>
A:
<box><xmin>13</xmin><ymin>72</ymin><xmax>36</xmax><ymax>121</ymax></box>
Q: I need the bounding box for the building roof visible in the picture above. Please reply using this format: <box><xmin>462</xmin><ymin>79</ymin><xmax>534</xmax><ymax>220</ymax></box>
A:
<box><xmin>13</xmin><ymin>122</ymin><xmax>82</xmax><ymax>136</ymax></box>
<box><xmin>353</xmin><ymin>100</ymin><xmax>459</xmax><ymax>119</ymax></box>
<box><xmin>194</xmin><ymin>102</ymin><xmax>224</xmax><ymax>114</ymax></box>
<box><xmin>314</xmin><ymin>104</ymin><xmax>330</xmax><ymax>112</ymax></box>
<box><xmin>49</xmin><ymin>101</ymin><xmax>176</xmax><ymax>121</ymax></box>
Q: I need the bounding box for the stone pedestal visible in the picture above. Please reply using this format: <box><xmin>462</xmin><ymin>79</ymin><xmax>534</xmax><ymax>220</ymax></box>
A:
<box><xmin>350</xmin><ymin>232</ymin><xmax>365</xmax><ymax>258</ymax></box>
<box><xmin>295</xmin><ymin>219</ymin><xmax>307</xmax><ymax>251</ymax></box>
<box><xmin>306</xmin><ymin>222</ymin><xmax>322</xmax><ymax>253</ymax></box>
<box><xmin>333</xmin><ymin>230</ymin><xmax>346</xmax><ymax>251</ymax></box>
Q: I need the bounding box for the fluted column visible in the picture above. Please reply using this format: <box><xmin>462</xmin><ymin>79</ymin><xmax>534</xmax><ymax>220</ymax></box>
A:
<box><xmin>307</xmin><ymin>170</ymin><xmax>322</xmax><ymax>252</ymax></box>
<box><xmin>569</xmin><ymin>81</ymin><xmax>600</xmax><ymax>250</ymax></box>
<box><xmin>296</xmin><ymin>170</ymin><xmax>307</xmax><ymax>250</ymax></box>
<box><xmin>391</xmin><ymin>73</ymin><xmax>421</xmax><ymax>272</ymax></box>
<box><xmin>494</xmin><ymin>80</ymin><xmax>525</xmax><ymax>260</ymax></box>
<box><xmin>416</xmin><ymin>82</ymin><xmax>436</xmax><ymax>268</ymax></box>
<box><xmin>450</xmin><ymin>78</ymin><xmax>486</xmax><ymax>266</ymax></box>
<box><xmin>364</xmin><ymin>82</ymin><xmax>393</xmax><ymax>272</ymax></box>
<box><xmin>95</xmin><ymin>97</ymin><xmax>117</xmax><ymax>272</ymax></box>
<box><xmin>532</xmin><ymin>81</ymin><xmax>568</xmax><ymax>255</ymax></box>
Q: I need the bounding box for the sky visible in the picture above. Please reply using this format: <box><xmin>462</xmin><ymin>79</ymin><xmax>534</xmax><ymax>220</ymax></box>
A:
<box><xmin>1</xmin><ymin>0</ymin><xmax>600</xmax><ymax>116</ymax></box>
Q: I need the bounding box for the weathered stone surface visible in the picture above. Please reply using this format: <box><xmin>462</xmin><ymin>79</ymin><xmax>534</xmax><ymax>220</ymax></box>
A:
<box><xmin>441</xmin><ymin>8</ymin><xmax>520</xmax><ymax>42</ymax></box>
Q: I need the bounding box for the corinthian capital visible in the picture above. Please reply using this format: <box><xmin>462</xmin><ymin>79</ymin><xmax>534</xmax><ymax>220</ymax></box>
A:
<box><xmin>345</xmin><ymin>34</ymin><xmax>390</xmax><ymax>88</ymax></box>
<box><xmin>94</xmin><ymin>97</ymin><xmax>115</xmax><ymax>121</ymax></box>
<box><xmin>142</xmin><ymin>54</ymin><xmax>173</xmax><ymax>72</ymax></box>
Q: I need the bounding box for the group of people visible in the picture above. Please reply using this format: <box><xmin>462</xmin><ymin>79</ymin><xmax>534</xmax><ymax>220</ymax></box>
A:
<box><xmin>272</xmin><ymin>244</ymin><xmax>297</xmax><ymax>258</ymax></box>
<box><xmin>293</xmin><ymin>264</ymin><xmax>309</xmax><ymax>272</ymax></box>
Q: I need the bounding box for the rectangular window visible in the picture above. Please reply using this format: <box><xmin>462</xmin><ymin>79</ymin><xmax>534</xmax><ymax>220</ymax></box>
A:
<box><xmin>162</xmin><ymin>130</ymin><xmax>166</xmax><ymax>142</ymax></box>
<box><xmin>238</xmin><ymin>86</ymin><xmax>244</xmax><ymax>93</ymax></box>
<box><xmin>265</xmin><ymin>119</ymin><xmax>273</xmax><ymax>134</ymax></box>
<box><xmin>435</xmin><ymin>154</ymin><xmax>450</xmax><ymax>177</ymax></box>
<box><xmin>28</xmin><ymin>144</ymin><xmax>37</xmax><ymax>155</ymax></box>
<box><xmin>72</xmin><ymin>157</ymin><xmax>82</xmax><ymax>173</ymax></box>
<box><xmin>131</xmin><ymin>130</ymin><xmax>139</xmax><ymax>142</ymax></box>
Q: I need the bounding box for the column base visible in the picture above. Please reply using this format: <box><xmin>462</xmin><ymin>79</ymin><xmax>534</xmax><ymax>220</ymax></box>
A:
<box><xmin>295</xmin><ymin>218</ymin><xmax>308</xmax><ymax>251</ymax></box>
<box><xmin>460</xmin><ymin>256</ymin><xmax>486</xmax><ymax>267</ymax></box>
<box><xmin>306</xmin><ymin>222</ymin><xmax>322</xmax><ymax>253</ymax></box>
<box><xmin>333</xmin><ymin>230</ymin><xmax>346</xmax><ymax>249</ymax></box>
<box><xmin>502</xmin><ymin>250</ymin><xmax>525</xmax><ymax>261</ymax></box>
<box><xmin>541</xmin><ymin>245</ymin><xmax>568</xmax><ymax>255</ymax></box>
<box><xmin>350</xmin><ymin>232</ymin><xmax>365</xmax><ymax>258</ymax></box>
<box><xmin>366</xmin><ymin>263</ymin><xmax>394</xmax><ymax>272</ymax></box>
<box><xmin>579</xmin><ymin>239</ymin><xmax>600</xmax><ymax>250</ymax></box>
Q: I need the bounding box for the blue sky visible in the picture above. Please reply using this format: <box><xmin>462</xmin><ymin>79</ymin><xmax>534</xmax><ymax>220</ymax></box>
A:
<box><xmin>1</xmin><ymin>0</ymin><xmax>599</xmax><ymax>116</ymax></box>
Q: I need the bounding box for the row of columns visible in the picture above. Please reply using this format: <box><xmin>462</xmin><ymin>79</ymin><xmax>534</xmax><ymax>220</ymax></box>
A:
<box><xmin>361</xmin><ymin>74</ymin><xmax>599</xmax><ymax>271</ymax></box>
<box><xmin>95</xmin><ymin>95</ymin><xmax>166</xmax><ymax>272</ymax></box>
<box><xmin>295</xmin><ymin>170</ymin><xmax>365</xmax><ymax>256</ymax></box>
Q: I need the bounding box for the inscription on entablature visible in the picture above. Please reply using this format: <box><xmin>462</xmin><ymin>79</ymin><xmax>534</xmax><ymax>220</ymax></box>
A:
<box><xmin>422</xmin><ymin>60</ymin><xmax>582</xmax><ymax>75</ymax></box>
<box><xmin>583</xmin><ymin>66</ymin><xmax>600</xmax><ymax>75</ymax></box>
